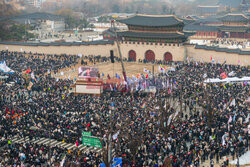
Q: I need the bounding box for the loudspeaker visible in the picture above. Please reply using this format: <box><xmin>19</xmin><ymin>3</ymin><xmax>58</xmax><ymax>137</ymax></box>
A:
<box><xmin>110</xmin><ymin>50</ymin><xmax>114</xmax><ymax>63</ymax></box>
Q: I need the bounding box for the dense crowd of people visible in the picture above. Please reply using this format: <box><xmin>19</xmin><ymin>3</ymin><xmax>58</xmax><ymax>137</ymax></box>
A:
<box><xmin>210</xmin><ymin>39</ymin><xmax>249</xmax><ymax>49</ymax></box>
<box><xmin>0</xmin><ymin>50</ymin><xmax>249</xmax><ymax>167</ymax></box>
<box><xmin>0</xmin><ymin>51</ymin><xmax>79</xmax><ymax>75</ymax></box>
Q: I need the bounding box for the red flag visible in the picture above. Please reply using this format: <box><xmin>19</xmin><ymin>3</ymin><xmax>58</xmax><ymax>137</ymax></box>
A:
<box><xmin>76</xmin><ymin>141</ymin><xmax>79</xmax><ymax>147</ymax></box>
<box><xmin>146</xmin><ymin>74</ymin><xmax>148</xmax><ymax>78</ymax></box>
<box><xmin>222</xmin><ymin>74</ymin><xmax>227</xmax><ymax>79</ymax></box>
<box><xmin>210</xmin><ymin>56</ymin><xmax>212</xmax><ymax>61</ymax></box>
<box><xmin>25</xmin><ymin>69</ymin><xmax>31</xmax><ymax>74</ymax></box>
<box><xmin>137</xmin><ymin>74</ymin><xmax>140</xmax><ymax>79</ymax></box>
<box><xmin>168</xmin><ymin>88</ymin><xmax>171</xmax><ymax>94</ymax></box>
<box><xmin>220</xmin><ymin>72</ymin><xmax>227</xmax><ymax>79</ymax></box>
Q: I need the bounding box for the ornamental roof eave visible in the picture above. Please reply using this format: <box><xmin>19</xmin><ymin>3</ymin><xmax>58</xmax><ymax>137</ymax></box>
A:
<box><xmin>218</xmin><ymin>14</ymin><xmax>249</xmax><ymax>22</ymax></box>
<box><xmin>117</xmin><ymin>31</ymin><xmax>186</xmax><ymax>39</ymax></box>
<box><xmin>183</xmin><ymin>24</ymin><xmax>219</xmax><ymax>32</ymax></box>
<box><xmin>117</xmin><ymin>14</ymin><xmax>184</xmax><ymax>27</ymax></box>
<box><xmin>218</xmin><ymin>25</ymin><xmax>250</xmax><ymax>32</ymax></box>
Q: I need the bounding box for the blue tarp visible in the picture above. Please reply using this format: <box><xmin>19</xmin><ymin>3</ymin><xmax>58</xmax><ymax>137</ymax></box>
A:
<box><xmin>100</xmin><ymin>158</ymin><xmax>122</xmax><ymax>167</ymax></box>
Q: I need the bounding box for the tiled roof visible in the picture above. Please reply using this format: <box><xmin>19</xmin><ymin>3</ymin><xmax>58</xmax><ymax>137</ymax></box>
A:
<box><xmin>11</xmin><ymin>12</ymin><xmax>64</xmax><ymax>21</ymax></box>
<box><xmin>197</xmin><ymin>6</ymin><xmax>219</xmax><ymax>13</ymax></box>
<box><xmin>117</xmin><ymin>31</ymin><xmax>186</xmax><ymax>39</ymax></box>
<box><xmin>195</xmin><ymin>16</ymin><xmax>221</xmax><ymax>23</ymax></box>
<box><xmin>118</xmin><ymin>14</ymin><xmax>184</xmax><ymax>27</ymax></box>
<box><xmin>184</xmin><ymin>24</ymin><xmax>219</xmax><ymax>32</ymax></box>
<box><xmin>102</xmin><ymin>28</ymin><xmax>119</xmax><ymax>36</ymax></box>
<box><xmin>218</xmin><ymin>26</ymin><xmax>250</xmax><ymax>32</ymax></box>
<box><xmin>219</xmin><ymin>14</ymin><xmax>249</xmax><ymax>22</ymax></box>
<box><xmin>182</xmin><ymin>19</ymin><xmax>196</xmax><ymax>25</ymax></box>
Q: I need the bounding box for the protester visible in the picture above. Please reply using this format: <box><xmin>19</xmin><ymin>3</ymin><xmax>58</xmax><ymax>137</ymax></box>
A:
<box><xmin>0</xmin><ymin>50</ymin><xmax>249</xmax><ymax>166</ymax></box>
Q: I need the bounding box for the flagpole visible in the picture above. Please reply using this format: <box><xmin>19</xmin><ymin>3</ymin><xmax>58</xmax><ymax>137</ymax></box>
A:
<box><xmin>113</xmin><ymin>63</ymin><xmax>114</xmax><ymax>79</ymax></box>
<box><xmin>111</xmin><ymin>20</ymin><xmax>127</xmax><ymax>83</ymax></box>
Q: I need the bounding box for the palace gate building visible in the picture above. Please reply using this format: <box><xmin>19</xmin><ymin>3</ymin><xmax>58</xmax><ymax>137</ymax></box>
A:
<box><xmin>0</xmin><ymin>14</ymin><xmax>249</xmax><ymax>66</ymax></box>
<box><xmin>117</xmin><ymin>14</ymin><xmax>188</xmax><ymax>63</ymax></box>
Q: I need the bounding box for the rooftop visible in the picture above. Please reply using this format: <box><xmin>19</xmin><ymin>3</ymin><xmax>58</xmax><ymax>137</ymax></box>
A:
<box><xmin>184</xmin><ymin>23</ymin><xmax>250</xmax><ymax>33</ymax></box>
<box><xmin>196</xmin><ymin>15</ymin><xmax>221</xmax><ymax>23</ymax></box>
<box><xmin>118</xmin><ymin>31</ymin><xmax>186</xmax><ymax>39</ymax></box>
<box><xmin>182</xmin><ymin>19</ymin><xmax>196</xmax><ymax>25</ymax></box>
<box><xmin>11</xmin><ymin>12</ymin><xmax>64</xmax><ymax>21</ymax></box>
<box><xmin>118</xmin><ymin>14</ymin><xmax>184</xmax><ymax>27</ymax></box>
<box><xmin>184</xmin><ymin>24</ymin><xmax>219</xmax><ymax>32</ymax></box>
<box><xmin>219</xmin><ymin>14</ymin><xmax>249</xmax><ymax>22</ymax></box>
<box><xmin>219</xmin><ymin>25</ymin><xmax>250</xmax><ymax>32</ymax></box>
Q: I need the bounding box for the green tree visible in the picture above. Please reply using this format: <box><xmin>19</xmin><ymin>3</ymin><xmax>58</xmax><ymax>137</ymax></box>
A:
<box><xmin>81</xmin><ymin>18</ymin><xmax>89</xmax><ymax>28</ymax></box>
<box><xmin>65</xmin><ymin>16</ymin><xmax>78</xmax><ymax>29</ymax></box>
<box><xmin>0</xmin><ymin>23</ymin><xmax>34</xmax><ymax>41</ymax></box>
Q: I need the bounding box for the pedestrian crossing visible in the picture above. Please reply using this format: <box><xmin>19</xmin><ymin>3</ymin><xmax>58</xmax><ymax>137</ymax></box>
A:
<box><xmin>10</xmin><ymin>136</ymin><xmax>102</xmax><ymax>154</ymax></box>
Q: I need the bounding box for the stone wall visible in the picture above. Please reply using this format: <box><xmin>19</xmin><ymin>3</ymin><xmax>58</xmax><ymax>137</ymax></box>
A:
<box><xmin>119</xmin><ymin>42</ymin><xmax>185</xmax><ymax>61</ymax></box>
<box><xmin>0</xmin><ymin>43</ymin><xmax>117</xmax><ymax>57</ymax></box>
<box><xmin>186</xmin><ymin>45</ymin><xmax>250</xmax><ymax>66</ymax></box>
<box><xmin>0</xmin><ymin>42</ymin><xmax>249</xmax><ymax>66</ymax></box>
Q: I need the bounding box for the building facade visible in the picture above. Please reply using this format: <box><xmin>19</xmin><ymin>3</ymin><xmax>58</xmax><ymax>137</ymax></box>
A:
<box><xmin>117</xmin><ymin>15</ymin><xmax>187</xmax><ymax>62</ymax></box>
<box><xmin>40</xmin><ymin>19</ymin><xmax>65</xmax><ymax>32</ymax></box>
<box><xmin>240</xmin><ymin>0</ymin><xmax>250</xmax><ymax>12</ymax></box>
<box><xmin>25</xmin><ymin>0</ymin><xmax>43</xmax><ymax>8</ymax></box>
<box><xmin>0</xmin><ymin>14</ymin><xmax>249</xmax><ymax>66</ymax></box>
<box><xmin>184</xmin><ymin>13</ymin><xmax>250</xmax><ymax>39</ymax></box>
<box><xmin>196</xmin><ymin>6</ymin><xmax>220</xmax><ymax>16</ymax></box>
<box><xmin>0</xmin><ymin>41</ymin><xmax>249</xmax><ymax>66</ymax></box>
<box><xmin>218</xmin><ymin>13</ymin><xmax>250</xmax><ymax>38</ymax></box>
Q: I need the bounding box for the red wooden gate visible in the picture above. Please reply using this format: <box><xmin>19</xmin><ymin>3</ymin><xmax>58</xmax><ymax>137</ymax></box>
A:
<box><xmin>145</xmin><ymin>50</ymin><xmax>155</xmax><ymax>62</ymax></box>
<box><xmin>128</xmin><ymin>50</ymin><xmax>136</xmax><ymax>61</ymax></box>
<box><xmin>164</xmin><ymin>52</ymin><xmax>173</xmax><ymax>62</ymax></box>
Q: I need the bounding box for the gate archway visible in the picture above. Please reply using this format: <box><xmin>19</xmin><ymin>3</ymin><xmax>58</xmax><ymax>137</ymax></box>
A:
<box><xmin>128</xmin><ymin>50</ymin><xmax>136</xmax><ymax>62</ymax></box>
<box><xmin>145</xmin><ymin>50</ymin><xmax>155</xmax><ymax>62</ymax></box>
<box><xmin>164</xmin><ymin>52</ymin><xmax>173</xmax><ymax>62</ymax></box>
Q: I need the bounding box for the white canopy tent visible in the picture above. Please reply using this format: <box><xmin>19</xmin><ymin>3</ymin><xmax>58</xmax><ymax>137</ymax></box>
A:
<box><xmin>230</xmin><ymin>151</ymin><xmax>250</xmax><ymax>166</ymax></box>
<box><xmin>204</xmin><ymin>77</ymin><xmax>250</xmax><ymax>83</ymax></box>
<box><xmin>0</xmin><ymin>61</ymin><xmax>14</xmax><ymax>74</ymax></box>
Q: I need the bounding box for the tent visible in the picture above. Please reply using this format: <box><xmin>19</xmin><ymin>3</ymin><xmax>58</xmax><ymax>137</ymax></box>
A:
<box><xmin>230</xmin><ymin>151</ymin><xmax>250</xmax><ymax>166</ymax></box>
<box><xmin>0</xmin><ymin>61</ymin><xmax>14</xmax><ymax>74</ymax></box>
<box><xmin>204</xmin><ymin>77</ymin><xmax>250</xmax><ymax>83</ymax></box>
